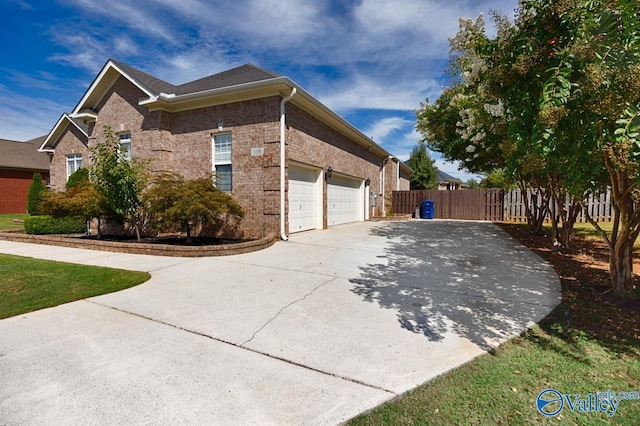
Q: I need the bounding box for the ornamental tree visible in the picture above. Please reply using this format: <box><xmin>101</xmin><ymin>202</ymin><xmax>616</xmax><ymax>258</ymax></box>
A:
<box><xmin>143</xmin><ymin>173</ymin><xmax>244</xmax><ymax>244</ymax></box>
<box><xmin>90</xmin><ymin>126</ymin><xmax>149</xmax><ymax>240</ymax></box>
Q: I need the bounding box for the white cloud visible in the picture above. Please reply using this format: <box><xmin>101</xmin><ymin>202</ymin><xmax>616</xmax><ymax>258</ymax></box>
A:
<box><xmin>363</xmin><ymin>117</ymin><xmax>413</xmax><ymax>143</ymax></box>
<box><xmin>0</xmin><ymin>85</ymin><xmax>68</xmax><ymax>141</ymax></box>
<box><xmin>317</xmin><ymin>74</ymin><xmax>442</xmax><ymax>112</ymax></box>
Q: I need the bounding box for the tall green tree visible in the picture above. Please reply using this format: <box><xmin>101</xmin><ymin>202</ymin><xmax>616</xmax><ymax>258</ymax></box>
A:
<box><xmin>407</xmin><ymin>143</ymin><xmax>438</xmax><ymax>190</ymax></box>
<box><xmin>90</xmin><ymin>126</ymin><xmax>148</xmax><ymax>240</ymax></box>
<box><xmin>27</xmin><ymin>172</ymin><xmax>46</xmax><ymax>215</ymax></box>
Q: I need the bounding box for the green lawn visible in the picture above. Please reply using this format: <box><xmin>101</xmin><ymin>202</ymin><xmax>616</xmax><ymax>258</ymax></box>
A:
<box><xmin>545</xmin><ymin>221</ymin><xmax>640</xmax><ymax>250</ymax></box>
<box><xmin>0</xmin><ymin>253</ymin><xmax>150</xmax><ymax>319</ymax></box>
<box><xmin>350</xmin><ymin>324</ymin><xmax>640</xmax><ymax>425</ymax></box>
<box><xmin>0</xmin><ymin>214</ymin><xmax>28</xmax><ymax>231</ymax></box>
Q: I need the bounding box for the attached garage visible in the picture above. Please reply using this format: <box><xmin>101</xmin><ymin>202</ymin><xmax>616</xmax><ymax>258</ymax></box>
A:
<box><xmin>288</xmin><ymin>164</ymin><xmax>321</xmax><ymax>233</ymax></box>
<box><xmin>327</xmin><ymin>174</ymin><xmax>364</xmax><ymax>226</ymax></box>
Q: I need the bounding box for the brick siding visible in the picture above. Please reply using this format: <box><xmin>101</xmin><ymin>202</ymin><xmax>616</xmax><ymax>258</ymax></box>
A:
<box><xmin>0</xmin><ymin>169</ymin><xmax>48</xmax><ymax>214</ymax></box>
<box><xmin>50</xmin><ymin>75</ymin><xmax>404</xmax><ymax>238</ymax></box>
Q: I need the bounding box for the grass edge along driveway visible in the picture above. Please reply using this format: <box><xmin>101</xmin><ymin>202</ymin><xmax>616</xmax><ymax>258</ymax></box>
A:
<box><xmin>0</xmin><ymin>253</ymin><xmax>150</xmax><ymax>320</ymax></box>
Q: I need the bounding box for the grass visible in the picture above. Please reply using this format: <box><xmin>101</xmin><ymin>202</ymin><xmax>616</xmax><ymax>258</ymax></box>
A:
<box><xmin>0</xmin><ymin>214</ymin><xmax>28</xmax><ymax>231</ymax></box>
<box><xmin>543</xmin><ymin>221</ymin><xmax>640</xmax><ymax>250</ymax></box>
<box><xmin>349</xmin><ymin>223</ymin><xmax>640</xmax><ymax>425</ymax></box>
<box><xmin>0</xmin><ymin>253</ymin><xmax>150</xmax><ymax>319</ymax></box>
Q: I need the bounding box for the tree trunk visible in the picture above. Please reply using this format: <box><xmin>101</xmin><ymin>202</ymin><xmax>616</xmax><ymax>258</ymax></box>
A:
<box><xmin>610</xmin><ymin>224</ymin><xmax>635</xmax><ymax>294</ymax></box>
<box><xmin>603</xmin><ymin>147</ymin><xmax>639</xmax><ymax>296</ymax></box>
<box><xmin>186</xmin><ymin>224</ymin><xmax>192</xmax><ymax>244</ymax></box>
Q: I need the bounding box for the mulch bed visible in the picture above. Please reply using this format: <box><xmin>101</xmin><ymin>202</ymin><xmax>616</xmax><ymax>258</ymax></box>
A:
<box><xmin>78</xmin><ymin>235</ymin><xmax>247</xmax><ymax>246</ymax></box>
<box><xmin>496</xmin><ymin>223</ymin><xmax>640</xmax><ymax>353</ymax></box>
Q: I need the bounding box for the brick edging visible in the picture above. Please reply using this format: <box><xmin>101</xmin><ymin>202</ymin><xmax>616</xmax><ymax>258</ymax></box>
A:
<box><xmin>0</xmin><ymin>232</ymin><xmax>278</xmax><ymax>257</ymax></box>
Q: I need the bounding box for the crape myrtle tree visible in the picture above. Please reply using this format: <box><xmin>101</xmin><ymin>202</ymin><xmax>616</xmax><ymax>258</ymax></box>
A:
<box><xmin>529</xmin><ymin>0</ymin><xmax>640</xmax><ymax>295</ymax></box>
<box><xmin>90</xmin><ymin>126</ymin><xmax>149</xmax><ymax>241</ymax></box>
<box><xmin>417</xmin><ymin>0</ymin><xmax>640</xmax><ymax>296</ymax></box>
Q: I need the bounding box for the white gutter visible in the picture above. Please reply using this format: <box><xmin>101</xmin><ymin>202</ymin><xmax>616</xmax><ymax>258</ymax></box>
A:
<box><xmin>280</xmin><ymin>87</ymin><xmax>297</xmax><ymax>241</ymax></box>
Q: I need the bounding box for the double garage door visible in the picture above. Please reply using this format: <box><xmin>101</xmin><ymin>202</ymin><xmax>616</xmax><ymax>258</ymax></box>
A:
<box><xmin>288</xmin><ymin>165</ymin><xmax>363</xmax><ymax>233</ymax></box>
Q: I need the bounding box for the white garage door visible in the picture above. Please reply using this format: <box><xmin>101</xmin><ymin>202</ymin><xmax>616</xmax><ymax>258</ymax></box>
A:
<box><xmin>327</xmin><ymin>175</ymin><xmax>362</xmax><ymax>226</ymax></box>
<box><xmin>288</xmin><ymin>166</ymin><xmax>319</xmax><ymax>233</ymax></box>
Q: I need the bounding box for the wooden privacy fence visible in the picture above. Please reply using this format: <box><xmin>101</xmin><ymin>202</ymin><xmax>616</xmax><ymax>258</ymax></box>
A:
<box><xmin>393</xmin><ymin>188</ymin><xmax>615</xmax><ymax>222</ymax></box>
<box><xmin>503</xmin><ymin>188</ymin><xmax>614</xmax><ymax>223</ymax></box>
<box><xmin>393</xmin><ymin>189</ymin><xmax>504</xmax><ymax>221</ymax></box>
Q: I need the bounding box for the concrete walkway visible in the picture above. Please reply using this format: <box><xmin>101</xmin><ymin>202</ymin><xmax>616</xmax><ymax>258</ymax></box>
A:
<box><xmin>0</xmin><ymin>221</ymin><xmax>561</xmax><ymax>425</ymax></box>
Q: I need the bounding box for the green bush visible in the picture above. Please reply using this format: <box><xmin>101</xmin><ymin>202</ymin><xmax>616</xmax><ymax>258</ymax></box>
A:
<box><xmin>27</xmin><ymin>172</ymin><xmax>47</xmax><ymax>215</ymax></box>
<box><xmin>66</xmin><ymin>167</ymin><xmax>89</xmax><ymax>189</ymax></box>
<box><xmin>24</xmin><ymin>216</ymin><xmax>87</xmax><ymax>235</ymax></box>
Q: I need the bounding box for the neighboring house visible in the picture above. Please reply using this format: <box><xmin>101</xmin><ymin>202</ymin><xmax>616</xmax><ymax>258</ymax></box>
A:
<box><xmin>0</xmin><ymin>137</ymin><xmax>50</xmax><ymax>214</ymax></box>
<box><xmin>437</xmin><ymin>169</ymin><xmax>466</xmax><ymax>190</ymax></box>
<box><xmin>39</xmin><ymin>60</ymin><xmax>411</xmax><ymax>239</ymax></box>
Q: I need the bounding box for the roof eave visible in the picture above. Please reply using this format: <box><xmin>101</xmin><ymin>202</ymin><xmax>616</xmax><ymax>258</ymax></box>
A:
<box><xmin>40</xmin><ymin>113</ymin><xmax>89</xmax><ymax>152</ymax></box>
<box><xmin>72</xmin><ymin>60</ymin><xmax>158</xmax><ymax>115</ymax></box>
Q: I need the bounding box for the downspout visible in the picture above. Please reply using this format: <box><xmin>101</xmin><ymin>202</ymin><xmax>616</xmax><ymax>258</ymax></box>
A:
<box><xmin>396</xmin><ymin>158</ymin><xmax>400</xmax><ymax>191</ymax></box>
<box><xmin>280</xmin><ymin>87</ymin><xmax>297</xmax><ymax>241</ymax></box>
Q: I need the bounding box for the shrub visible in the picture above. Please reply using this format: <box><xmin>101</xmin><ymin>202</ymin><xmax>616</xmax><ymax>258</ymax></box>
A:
<box><xmin>27</xmin><ymin>172</ymin><xmax>47</xmax><ymax>215</ymax></box>
<box><xmin>24</xmin><ymin>216</ymin><xmax>87</xmax><ymax>235</ymax></box>
<box><xmin>66</xmin><ymin>167</ymin><xmax>89</xmax><ymax>189</ymax></box>
<box><xmin>143</xmin><ymin>173</ymin><xmax>244</xmax><ymax>243</ymax></box>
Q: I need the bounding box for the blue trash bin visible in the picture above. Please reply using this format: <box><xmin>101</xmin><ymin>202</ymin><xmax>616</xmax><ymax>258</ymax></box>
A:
<box><xmin>420</xmin><ymin>200</ymin><xmax>435</xmax><ymax>219</ymax></box>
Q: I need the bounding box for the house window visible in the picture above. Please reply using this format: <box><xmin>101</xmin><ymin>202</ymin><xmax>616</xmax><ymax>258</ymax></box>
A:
<box><xmin>119</xmin><ymin>133</ymin><xmax>132</xmax><ymax>161</ymax></box>
<box><xmin>213</xmin><ymin>133</ymin><xmax>232</xmax><ymax>192</ymax></box>
<box><xmin>66</xmin><ymin>153</ymin><xmax>82</xmax><ymax>180</ymax></box>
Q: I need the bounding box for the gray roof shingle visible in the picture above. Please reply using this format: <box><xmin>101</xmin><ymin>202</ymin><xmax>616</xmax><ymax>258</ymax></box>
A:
<box><xmin>0</xmin><ymin>136</ymin><xmax>50</xmax><ymax>171</ymax></box>
<box><xmin>437</xmin><ymin>169</ymin><xmax>462</xmax><ymax>183</ymax></box>
<box><xmin>111</xmin><ymin>61</ymin><xmax>281</xmax><ymax>96</ymax></box>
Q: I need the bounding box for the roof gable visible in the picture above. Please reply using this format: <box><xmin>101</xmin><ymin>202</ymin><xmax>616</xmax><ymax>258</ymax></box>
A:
<box><xmin>0</xmin><ymin>136</ymin><xmax>50</xmax><ymax>171</ymax></box>
<box><xmin>39</xmin><ymin>113</ymin><xmax>89</xmax><ymax>152</ymax></box>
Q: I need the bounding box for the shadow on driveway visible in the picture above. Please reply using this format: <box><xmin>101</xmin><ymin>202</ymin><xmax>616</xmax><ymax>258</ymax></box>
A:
<box><xmin>350</xmin><ymin>221</ymin><xmax>561</xmax><ymax>351</ymax></box>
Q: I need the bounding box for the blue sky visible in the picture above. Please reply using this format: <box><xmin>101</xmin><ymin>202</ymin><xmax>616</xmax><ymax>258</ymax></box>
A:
<box><xmin>0</xmin><ymin>0</ymin><xmax>518</xmax><ymax>181</ymax></box>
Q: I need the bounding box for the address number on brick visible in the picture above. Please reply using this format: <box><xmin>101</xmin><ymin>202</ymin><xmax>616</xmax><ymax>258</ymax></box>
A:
<box><xmin>251</xmin><ymin>147</ymin><xmax>264</xmax><ymax>156</ymax></box>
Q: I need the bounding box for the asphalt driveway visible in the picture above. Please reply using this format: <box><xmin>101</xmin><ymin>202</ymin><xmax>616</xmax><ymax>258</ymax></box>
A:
<box><xmin>0</xmin><ymin>220</ymin><xmax>561</xmax><ymax>425</ymax></box>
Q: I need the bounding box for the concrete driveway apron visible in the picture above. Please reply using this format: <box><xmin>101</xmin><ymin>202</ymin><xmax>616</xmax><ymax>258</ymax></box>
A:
<box><xmin>0</xmin><ymin>220</ymin><xmax>561</xmax><ymax>425</ymax></box>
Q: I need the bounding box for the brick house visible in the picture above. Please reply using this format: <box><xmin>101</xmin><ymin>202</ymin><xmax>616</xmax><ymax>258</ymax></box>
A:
<box><xmin>39</xmin><ymin>60</ymin><xmax>411</xmax><ymax>239</ymax></box>
<box><xmin>0</xmin><ymin>136</ymin><xmax>50</xmax><ymax>214</ymax></box>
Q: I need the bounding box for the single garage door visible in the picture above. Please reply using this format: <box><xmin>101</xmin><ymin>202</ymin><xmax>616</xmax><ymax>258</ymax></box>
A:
<box><xmin>327</xmin><ymin>175</ymin><xmax>362</xmax><ymax>226</ymax></box>
<box><xmin>288</xmin><ymin>166</ymin><xmax>319</xmax><ymax>233</ymax></box>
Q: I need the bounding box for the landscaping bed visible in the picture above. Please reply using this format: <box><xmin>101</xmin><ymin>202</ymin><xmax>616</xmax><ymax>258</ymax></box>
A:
<box><xmin>0</xmin><ymin>231</ymin><xmax>277</xmax><ymax>257</ymax></box>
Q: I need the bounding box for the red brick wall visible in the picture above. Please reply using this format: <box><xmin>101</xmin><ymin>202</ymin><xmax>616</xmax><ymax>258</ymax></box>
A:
<box><xmin>0</xmin><ymin>169</ymin><xmax>49</xmax><ymax>214</ymax></box>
